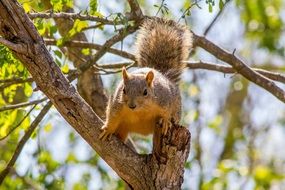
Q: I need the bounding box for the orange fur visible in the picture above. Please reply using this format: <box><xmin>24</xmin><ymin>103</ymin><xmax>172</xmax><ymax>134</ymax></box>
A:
<box><xmin>101</xmin><ymin>99</ymin><xmax>170</xmax><ymax>142</ymax></box>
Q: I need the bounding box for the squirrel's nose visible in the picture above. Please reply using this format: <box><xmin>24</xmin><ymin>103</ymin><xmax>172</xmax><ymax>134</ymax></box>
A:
<box><xmin>128</xmin><ymin>104</ymin><xmax>136</xmax><ymax>109</ymax></box>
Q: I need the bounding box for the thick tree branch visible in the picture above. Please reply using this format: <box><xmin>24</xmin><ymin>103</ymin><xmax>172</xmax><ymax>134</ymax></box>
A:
<box><xmin>193</xmin><ymin>33</ymin><xmax>285</xmax><ymax>103</ymax></box>
<box><xmin>0</xmin><ymin>102</ymin><xmax>52</xmax><ymax>185</ymax></box>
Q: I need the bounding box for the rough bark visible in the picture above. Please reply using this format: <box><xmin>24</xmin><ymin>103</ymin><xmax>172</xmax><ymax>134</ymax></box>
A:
<box><xmin>151</xmin><ymin>124</ymin><xmax>191</xmax><ymax>189</ymax></box>
<box><xmin>0</xmin><ymin>1</ymin><xmax>191</xmax><ymax>189</ymax></box>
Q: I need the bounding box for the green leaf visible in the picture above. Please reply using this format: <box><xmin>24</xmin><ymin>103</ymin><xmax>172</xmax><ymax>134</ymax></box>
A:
<box><xmin>73</xmin><ymin>183</ymin><xmax>88</xmax><ymax>190</ymax></box>
<box><xmin>188</xmin><ymin>84</ymin><xmax>199</xmax><ymax>97</ymax></box>
<box><xmin>31</xmin><ymin>130</ymin><xmax>37</xmax><ymax>139</ymax></box>
<box><xmin>208</xmin><ymin>4</ymin><xmax>213</xmax><ymax>12</ymax></box>
<box><xmin>219</xmin><ymin>0</ymin><xmax>224</xmax><ymax>10</ymax></box>
<box><xmin>54</xmin><ymin>50</ymin><xmax>62</xmax><ymax>59</ymax></box>
<box><xmin>68</xmin><ymin>20</ymin><xmax>88</xmax><ymax>37</ymax></box>
<box><xmin>56</xmin><ymin>38</ymin><xmax>65</xmax><ymax>46</ymax></box>
<box><xmin>66</xmin><ymin>0</ymin><xmax>73</xmax><ymax>8</ymax></box>
<box><xmin>254</xmin><ymin>165</ymin><xmax>271</xmax><ymax>182</ymax></box>
<box><xmin>50</xmin><ymin>0</ymin><xmax>63</xmax><ymax>11</ymax></box>
<box><xmin>22</xmin><ymin>3</ymin><xmax>31</xmax><ymax>12</ymax></box>
<box><xmin>66</xmin><ymin>152</ymin><xmax>78</xmax><ymax>163</ymax></box>
<box><xmin>208</xmin><ymin>115</ymin><xmax>223</xmax><ymax>133</ymax></box>
<box><xmin>61</xmin><ymin>64</ymin><xmax>69</xmax><ymax>74</ymax></box>
<box><xmin>81</xmin><ymin>48</ymin><xmax>90</xmax><ymax>55</ymax></box>
<box><xmin>55</xmin><ymin>58</ymin><xmax>62</xmax><ymax>66</ymax></box>
<box><xmin>89</xmin><ymin>0</ymin><xmax>98</xmax><ymax>15</ymax></box>
<box><xmin>44</xmin><ymin>123</ymin><xmax>53</xmax><ymax>133</ymax></box>
<box><xmin>24</xmin><ymin>83</ymin><xmax>33</xmax><ymax>97</ymax></box>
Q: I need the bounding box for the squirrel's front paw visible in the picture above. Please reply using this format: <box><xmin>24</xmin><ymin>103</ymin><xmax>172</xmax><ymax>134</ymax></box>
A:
<box><xmin>99</xmin><ymin>125</ymin><xmax>113</xmax><ymax>141</ymax></box>
<box><xmin>158</xmin><ymin>118</ymin><xmax>171</xmax><ymax>135</ymax></box>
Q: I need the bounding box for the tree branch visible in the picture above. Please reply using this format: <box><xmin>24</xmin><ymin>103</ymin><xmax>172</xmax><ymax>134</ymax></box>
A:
<box><xmin>0</xmin><ymin>97</ymin><xmax>48</xmax><ymax>112</ymax></box>
<box><xmin>0</xmin><ymin>104</ymin><xmax>36</xmax><ymax>141</ymax></box>
<box><xmin>203</xmin><ymin>0</ymin><xmax>232</xmax><ymax>36</ymax></box>
<box><xmin>96</xmin><ymin>60</ymin><xmax>285</xmax><ymax>84</ymax></box>
<box><xmin>0</xmin><ymin>102</ymin><xmax>52</xmax><ymax>185</ymax></box>
<box><xmin>0</xmin><ymin>77</ymin><xmax>33</xmax><ymax>84</ymax></box>
<box><xmin>74</xmin><ymin>24</ymin><xmax>139</xmax><ymax>77</ymax></box>
<box><xmin>193</xmin><ymin>33</ymin><xmax>285</xmax><ymax>103</ymax></box>
<box><xmin>126</xmin><ymin>0</ymin><xmax>143</xmax><ymax>21</ymax></box>
<box><xmin>186</xmin><ymin>61</ymin><xmax>285</xmax><ymax>84</ymax></box>
<box><xmin>28</xmin><ymin>12</ymin><xmax>125</xmax><ymax>25</ymax></box>
<box><xmin>44</xmin><ymin>38</ymin><xmax>135</xmax><ymax>61</ymax></box>
<box><xmin>0</xmin><ymin>77</ymin><xmax>33</xmax><ymax>91</ymax></box>
<box><xmin>0</xmin><ymin>37</ymin><xmax>26</xmax><ymax>53</ymax></box>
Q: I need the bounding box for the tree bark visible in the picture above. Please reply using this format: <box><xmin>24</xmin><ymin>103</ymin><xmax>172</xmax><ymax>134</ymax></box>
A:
<box><xmin>0</xmin><ymin>1</ymin><xmax>191</xmax><ymax>189</ymax></box>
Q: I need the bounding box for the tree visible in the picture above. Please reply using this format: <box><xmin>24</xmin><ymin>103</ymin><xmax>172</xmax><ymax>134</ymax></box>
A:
<box><xmin>0</xmin><ymin>0</ymin><xmax>285</xmax><ymax>189</ymax></box>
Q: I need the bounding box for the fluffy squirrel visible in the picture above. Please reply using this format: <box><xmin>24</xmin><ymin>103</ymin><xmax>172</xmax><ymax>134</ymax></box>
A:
<box><xmin>99</xmin><ymin>17</ymin><xmax>192</xmax><ymax>142</ymax></box>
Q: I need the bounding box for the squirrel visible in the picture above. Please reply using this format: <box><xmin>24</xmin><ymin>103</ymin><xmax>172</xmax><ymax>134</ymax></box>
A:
<box><xmin>99</xmin><ymin>17</ymin><xmax>192</xmax><ymax>142</ymax></box>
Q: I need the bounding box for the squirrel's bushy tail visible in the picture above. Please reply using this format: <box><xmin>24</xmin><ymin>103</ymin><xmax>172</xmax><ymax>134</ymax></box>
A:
<box><xmin>136</xmin><ymin>17</ymin><xmax>192</xmax><ymax>83</ymax></box>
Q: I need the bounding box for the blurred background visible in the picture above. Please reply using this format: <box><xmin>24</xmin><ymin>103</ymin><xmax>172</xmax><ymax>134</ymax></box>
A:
<box><xmin>1</xmin><ymin>0</ymin><xmax>285</xmax><ymax>189</ymax></box>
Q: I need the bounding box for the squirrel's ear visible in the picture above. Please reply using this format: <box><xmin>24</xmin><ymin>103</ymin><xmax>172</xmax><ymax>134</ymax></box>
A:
<box><xmin>122</xmin><ymin>66</ymin><xmax>129</xmax><ymax>82</ymax></box>
<box><xmin>146</xmin><ymin>70</ymin><xmax>154</xmax><ymax>87</ymax></box>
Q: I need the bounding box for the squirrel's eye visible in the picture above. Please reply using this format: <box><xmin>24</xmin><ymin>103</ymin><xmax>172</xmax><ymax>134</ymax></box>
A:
<box><xmin>143</xmin><ymin>89</ymin><xmax>148</xmax><ymax>96</ymax></box>
<box><xmin>123</xmin><ymin>87</ymin><xmax>126</xmax><ymax>94</ymax></box>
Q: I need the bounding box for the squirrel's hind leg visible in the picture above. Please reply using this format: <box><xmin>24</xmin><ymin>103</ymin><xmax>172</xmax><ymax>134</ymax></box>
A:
<box><xmin>157</xmin><ymin>116</ymin><xmax>172</xmax><ymax>135</ymax></box>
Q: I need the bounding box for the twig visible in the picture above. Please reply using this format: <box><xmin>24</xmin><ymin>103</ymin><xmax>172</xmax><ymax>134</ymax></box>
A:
<box><xmin>68</xmin><ymin>24</ymin><xmax>139</xmax><ymax>81</ymax></box>
<box><xmin>99</xmin><ymin>61</ymin><xmax>136</xmax><ymax>69</ymax></box>
<box><xmin>0</xmin><ymin>77</ymin><xmax>33</xmax><ymax>91</ymax></box>
<box><xmin>178</xmin><ymin>0</ymin><xmax>202</xmax><ymax>22</ymax></box>
<box><xmin>0</xmin><ymin>37</ymin><xmax>26</xmax><ymax>54</ymax></box>
<box><xmin>186</xmin><ymin>61</ymin><xmax>285</xmax><ymax>83</ymax></box>
<box><xmin>0</xmin><ymin>77</ymin><xmax>33</xmax><ymax>84</ymax></box>
<box><xmin>203</xmin><ymin>0</ymin><xmax>232</xmax><ymax>36</ymax></box>
<box><xmin>155</xmin><ymin>0</ymin><xmax>166</xmax><ymax>16</ymax></box>
<box><xmin>193</xmin><ymin>33</ymin><xmax>285</xmax><ymax>103</ymax></box>
<box><xmin>81</xmin><ymin>23</ymin><xmax>105</xmax><ymax>32</ymax></box>
<box><xmin>0</xmin><ymin>97</ymin><xmax>48</xmax><ymax>112</ymax></box>
<box><xmin>0</xmin><ymin>102</ymin><xmax>52</xmax><ymax>185</ymax></box>
<box><xmin>44</xmin><ymin>39</ymin><xmax>135</xmax><ymax>61</ymax></box>
<box><xmin>28</xmin><ymin>12</ymin><xmax>125</xmax><ymax>25</ymax></box>
<box><xmin>126</xmin><ymin>0</ymin><xmax>143</xmax><ymax>21</ymax></box>
<box><xmin>0</xmin><ymin>105</ymin><xmax>36</xmax><ymax>141</ymax></box>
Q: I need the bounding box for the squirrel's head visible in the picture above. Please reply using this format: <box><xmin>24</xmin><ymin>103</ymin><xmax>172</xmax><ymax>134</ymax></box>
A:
<box><xmin>120</xmin><ymin>67</ymin><xmax>154</xmax><ymax>110</ymax></box>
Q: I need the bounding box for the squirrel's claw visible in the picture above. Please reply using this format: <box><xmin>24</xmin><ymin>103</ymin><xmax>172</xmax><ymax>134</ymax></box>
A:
<box><xmin>99</xmin><ymin>130</ymin><xmax>109</xmax><ymax>141</ymax></box>
<box><xmin>159</xmin><ymin>118</ymin><xmax>171</xmax><ymax>135</ymax></box>
<box><xmin>99</xmin><ymin>126</ymin><xmax>112</xmax><ymax>141</ymax></box>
